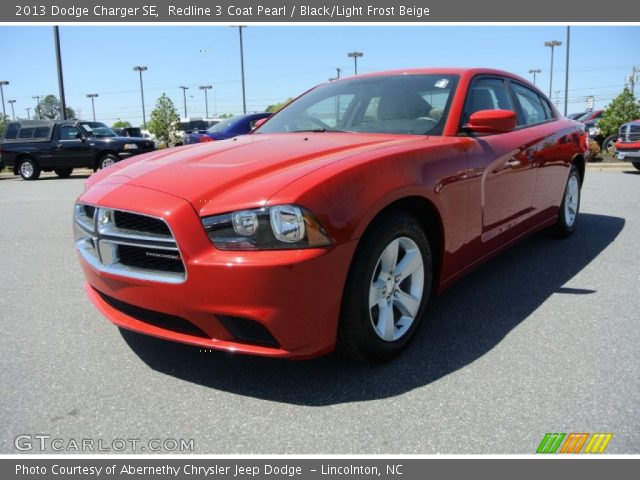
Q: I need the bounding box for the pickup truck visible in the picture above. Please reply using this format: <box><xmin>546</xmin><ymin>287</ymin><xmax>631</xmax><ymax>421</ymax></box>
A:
<box><xmin>0</xmin><ymin>120</ymin><xmax>155</xmax><ymax>180</ymax></box>
<box><xmin>615</xmin><ymin>119</ymin><xmax>640</xmax><ymax>170</ymax></box>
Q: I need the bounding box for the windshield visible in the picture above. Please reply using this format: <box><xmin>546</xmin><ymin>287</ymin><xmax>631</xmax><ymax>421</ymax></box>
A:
<box><xmin>257</xmin><ymin>74</ymin><xmax>459</xmax><ymax>136</ymax></box>
<box><xmin>79</xmin><ymin>122</ymin><xmax>117</xmax><ymax>138</ymax></box>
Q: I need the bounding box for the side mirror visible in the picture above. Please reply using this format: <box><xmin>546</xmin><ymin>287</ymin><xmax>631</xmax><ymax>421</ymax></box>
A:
<box><xmin>252</xmin><ymin>117</ymin><xmax>270</xmax><ymax>130</ymax></box>
<box><xmin>465</xmin><ymin>110</ymin><xmax>517</xmax><ymax>135</ymax></box>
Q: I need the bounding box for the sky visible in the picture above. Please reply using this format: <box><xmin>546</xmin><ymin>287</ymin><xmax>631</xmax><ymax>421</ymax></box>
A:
<box><xmin>0</xmin><ymin>25</ymin><xmax>638</xmax><ymax>126</ymax></box>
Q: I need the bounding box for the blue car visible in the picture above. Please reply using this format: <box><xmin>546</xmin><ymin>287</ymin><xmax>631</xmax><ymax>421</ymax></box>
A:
<box><xmin>184</xmin><ymin>113</ymin><xmax>271</xmax><ymax>144</ymax></box>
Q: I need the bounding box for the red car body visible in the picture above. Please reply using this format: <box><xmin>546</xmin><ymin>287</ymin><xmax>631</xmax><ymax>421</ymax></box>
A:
<box><xmin>74</xmin><ymin>68</ymin><xmax>588</xmax><ymax>359</ymax></box>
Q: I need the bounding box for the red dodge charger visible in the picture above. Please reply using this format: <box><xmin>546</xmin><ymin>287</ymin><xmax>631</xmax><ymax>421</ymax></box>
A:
<box><xmin>74</xmin><ymin>68</ymin><xmax>588</xmax><ymax>362</ymax></box>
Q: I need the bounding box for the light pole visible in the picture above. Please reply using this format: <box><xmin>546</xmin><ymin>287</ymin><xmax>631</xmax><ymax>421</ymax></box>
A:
<box><xmin>199</xmin><ymin>85</ymin><xmax>212</xmax><ymax>118</ymax></box>
<box><xmin>86</xmin><ymin>93</ymin><xmax>98</xmax><ymax>121</ymax></box>
<box><xmin>544</xmin><ymin>40</ymin><xmax>562</xmax><ymax>98</ymax></box>
<box><xmin>179</xmin><ymin>86</ymin><xmax>189</xmax><ymax>118</ymax></box>
<box><xmin>25</xmin><ymin>108</ymin><xmax>31</xmax><ymax>120</ymax></box>
<box><xmin>529</xmin><ymin>69</ymin><xmax>541</xmax><ymax>85</ymax></box>
<box><xmin>347</xmin><ymin>52</ymin><xmax>363</xmax><ymax>75</ymax></box>
<box><xmin>8</xmin><ymin>99</ymin><xmax>16</xmax><ymax>120</ymax></box>
<box><xmin>0</xmin><ymin>80</ymin><xmax>9</xmax><ymax>120</ymax></box>
<box><xmin>32</xmin><ymin>95</ymin><xmax>41</xmax><ymax>119</ymax></box>
<box><xmin>237</xmin><ymin>26</ymin><xmax>247</xmax><ymax>114</ymax></box>
<box><xmin>336</xmin><ymin>67</ymin><xmax>342</xmax><ymax>79</ymax></box>
<box><xmin>564</xmin><ymin>26</ymin><xmax>571</xmax><ymax>116</ymax></box>
<box><xmin>133</xmin><ymin>66</ymin><xmax>148</xmax><ymax>128</ymax></box>
<box><xmin>53</xmin><ymin>26</ymin><xmax>67</xmax><ymax>120</ymax></box>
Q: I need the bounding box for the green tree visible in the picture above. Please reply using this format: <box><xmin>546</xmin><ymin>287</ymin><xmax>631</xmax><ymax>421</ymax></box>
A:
<box><xmin>598</xmin><ymin>88</ymin><xmax>640</xmax><ymax>137</ymax></box>
<box><xmin>217</xmin><ymin>113</ymin><xmax>234</xmax><ymax>119</ymax></box>
<box><xmin>112</xmin><ymin>120</ymin><xmax>132</xmax><ymax>128</ymax></box>
<box><xmin>148</xmin><ymin>93</ymin><xmax>180</xmax><ymax>147</ymax></box>
<box><xmin>35</xmin><ymin>94</ymin><xmax>76</xmax><ymax>120</ymax></box>
<box><xmin>265</xmin><ymin>98</ymin><xmax>294</xmax><ymax>113</ymax></box>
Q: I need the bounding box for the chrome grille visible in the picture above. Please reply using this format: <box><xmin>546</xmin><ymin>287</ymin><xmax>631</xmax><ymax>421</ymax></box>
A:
<box><xmin>74</xmin><ymin>205</ymin><xmax>185</xmax><ymax>283</ymax></box>
<box><xmin>618</xmin><ymin>124</ymin><xmax>640</xmax><ymax>143</ymax></box>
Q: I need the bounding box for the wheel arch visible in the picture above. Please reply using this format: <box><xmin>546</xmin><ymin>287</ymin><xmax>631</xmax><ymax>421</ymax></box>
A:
<box><xmin>354</xmin><ymin>195</ymin><xmax>445</xmax><ymax>293</ymax></box>
<box><xmin>572</xmin><ymin>153</ymin><xmax>585</xmax><ymax>186</ymax></box>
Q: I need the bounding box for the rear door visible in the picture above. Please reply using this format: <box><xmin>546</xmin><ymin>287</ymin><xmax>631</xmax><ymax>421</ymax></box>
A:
<box><xmin>52</xmin><ymin>124</ymin><xmax>92</xmax><ymax>168</ymax></box>
<box><xmin>462</xmin><ymin>76</ymin><xmax>538</xmax><ymax>258</ymax></box>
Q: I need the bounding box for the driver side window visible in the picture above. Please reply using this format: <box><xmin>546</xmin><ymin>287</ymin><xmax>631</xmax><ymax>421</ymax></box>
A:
<box><xmin>59</xmin><ymin>126</ymin><xmax>81</xmax><ymax>140</ymax></box>
<box><xmin>462</xmin><ymin>77</ymin><xmax>513</xmax><ymax>125</ymax></box>
<box><xmin>304</xmin><ymin>94</ymin><xmax>355</xmax><ymax>128</ymax></box>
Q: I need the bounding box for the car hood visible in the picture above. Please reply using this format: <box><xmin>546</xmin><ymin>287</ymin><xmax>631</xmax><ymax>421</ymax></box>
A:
<box><xmin>90</xmin><ymin>133</ymin><xmax>426</xmax><ymax>215</ymax></box>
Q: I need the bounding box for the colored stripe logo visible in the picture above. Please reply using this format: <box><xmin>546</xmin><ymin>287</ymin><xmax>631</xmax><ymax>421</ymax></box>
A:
<box><xmin>537</xmin><ymin>433</ymin><xmax>612</xmax><ymax>454</ymax></box>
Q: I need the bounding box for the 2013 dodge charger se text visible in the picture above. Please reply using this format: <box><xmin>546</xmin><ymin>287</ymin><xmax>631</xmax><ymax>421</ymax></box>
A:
<box><xmin>74</xmin><ymin>68</ymin><xmax>588</xmax><ymax>362</ymax></box>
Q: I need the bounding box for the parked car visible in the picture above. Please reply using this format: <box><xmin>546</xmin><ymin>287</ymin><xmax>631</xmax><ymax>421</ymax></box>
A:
<box><xmin>1</xmin><ymin>120</ymin><xmax>155</xmax><ymax>180</ymax></box>
<box><xmin>566</xmin><ymin>111</ymin><xmax>588</xmax><ymax>120</ymax></box>
<box><xmin>173</xmin><ymin>117</ymin><xmax>221</xmax><ymax>146</ymax></box>
<box><xmin>576</xmin><ymin>110</ymin><xmax>603</xmax><ymax>123</ymax></box>
<box><xmin>614</xmin><ymin>119</ymin><xmax>640</xmax><ymax>170</ymax></box>
<box><xmin>74</xmin><ymin>68</ymin><xmax>587</xmax><ymax>362</ymax></box>
<box><xmin>184</xmin><ymin>113</ymin><xmax>272</xmax><ymax>144</ymax></box>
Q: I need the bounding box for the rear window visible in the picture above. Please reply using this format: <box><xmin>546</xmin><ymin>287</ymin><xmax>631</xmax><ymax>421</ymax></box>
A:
<box><xmin>18</xmin><ymin>128</ymin><xmax>35</xmax><ymax>139</ymax></box>
<box><xmin>3</xmin><ymin>123</ymin><xmax>19</xmax><ymax>140</ymax></box>
<box><xmin>34</xmin><ymin>127</ymin><xmax>51</xmax><ymax>138</ymax></box>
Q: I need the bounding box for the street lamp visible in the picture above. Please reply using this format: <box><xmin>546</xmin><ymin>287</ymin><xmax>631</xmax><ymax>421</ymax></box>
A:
<box><xmin>347</xmin><ymin>52</ymin><xmax>363</xmax><ymax>75</ymax></box>
<box><xmin>133</xmin><ymin>65</ymin><xmax>148</xmax><ymax>128</ymax></box>
<box><xmin>544</xmin><ymin>40</ymin><xmax>562</xmax><ymax>98</ymax></box>
<box><xmin>8</xmin><ymin>99</ymin><xmax>16</xmax><ymax>120</ymax></box>
<box><xmin>237</xmin><ymin>26</ymin><xmax>247</xmax><ymax>114</ymax></box>
<box><xmin>86</xmin><ymin>93</ymin><xmax>98</xmax><ymax>122</ymax></box>
<box><xmin>25</xmin><ymin>108</ymin><xmax>31</xmax><ymax>120</ymax></box>
<box><xmin>199</xmin><ymin>85</ymin><xmax>212</xmax><ymax>118</ymax></box>
<box><xmin>0</xmin><ymin>80</ymin><xmax>9</xmax><ymax>120</ymax></box>
<box><xmin>529</xmin><ymin>69</ymin><xmax>541</xmax><ymax>85</ymax></box>
<box><xmin>32</xmin><ymin>95</ymin><xmax>41</xmax><ymax>119</ymax></box>
<box><xmin>179</xmin><ymin>86</ymin><xmax>189</xmax><ymax>118</ymax></box>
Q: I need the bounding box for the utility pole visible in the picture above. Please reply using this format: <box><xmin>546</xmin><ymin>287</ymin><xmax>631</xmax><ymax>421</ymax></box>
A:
<box><xmin>8</xmin><ymin>99</ymin><xmax>16</xmax><ymax>120</ymax></box>
<box><xmin>32</xmin><ymin>96</ymin><xmax>41</xmax><ymax>119</ymax></box>
<box><xmin>25</xmin><ymin>107</ymin><xmax>31</xmax><ymax>120</ymax></box>
<box><xmin>53</xmin><ymin>26</ymin><xmax>67</xmax><ymax>120</ymax></box>
<box><xmin>629</xmin><ymin>66</ymin><xmax>638</xmax><ymax>96</ymax></box>
<box><xmin>555</xmin><ymin>90</ymin><xmax>561</xmax><ymax>107</ymax></box>
<box><xmin>336</xmin><ymin>67</ymin><xmax>342</xmax><ymax>79</ymax></box>
<box><xmin>199</xmin><ymin>85</ymin><xmax>212</xmax><ymax>118</ymax></box>
<box><xmin>238</xmin><ymin>26</ymin><xmax>247</xmax><ymax>114</ymax></box>
<box><xmin>179</xmin><ymin>86</ymin><xmax>189</xmax><ymax>118</ymax></box>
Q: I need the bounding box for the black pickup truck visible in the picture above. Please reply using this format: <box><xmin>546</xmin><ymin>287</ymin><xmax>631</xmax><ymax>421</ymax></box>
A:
<box><xmin>0</xmin><ymin>120</ymin><xmax>155</xmax><ymax>180</ymax></box>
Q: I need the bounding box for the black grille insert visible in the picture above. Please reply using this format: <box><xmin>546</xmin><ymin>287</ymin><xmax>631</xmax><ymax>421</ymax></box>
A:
<box><xmin>118</xmin><ymin>245</ymin><xmax>184</xmax><ymax>273</ymax></box>
<box><xmin>96</xmin><ymin>289</ymin><xmax>208</xmax><ymax>338</ymax></box>
<box><xmin>114</xmin><ymin>211</ymin><xmax>171</xmax><ymax>236</ymax></box>
<box><xmin>218</xmin><ymin>315</ymin><xmax>280</xmax><ymax>348</ymax></box>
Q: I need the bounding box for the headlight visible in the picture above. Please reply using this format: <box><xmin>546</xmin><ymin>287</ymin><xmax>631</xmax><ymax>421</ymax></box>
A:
<box><xmin>123</xmin><ymin>143</ymin><xmax>139</xmax><ymax>150</ymax></box>
<box><xmin>202</xmin><ymin>205</ymin><xmax>331</xmax><ymax>250</ymax></box>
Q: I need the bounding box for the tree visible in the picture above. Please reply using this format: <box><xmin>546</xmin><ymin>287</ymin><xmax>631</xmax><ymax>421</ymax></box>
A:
<box><xmin>35</xmin><ymin>94</ymin><xmax>76</xmax><ymax>120</ymax></box>
<box><xmin>112</xmin><ymin>120</ymin><xmax>132</xmax><ymax>128</ymax></box>
<box><xmin>265</xmin><ymin>98</ymin><xmax>294</xmax><ymax>113</ymax></box>
<box><xmin>148</xmin><ymin>93</ymin><xmax>180</xmax><ymax>147</ymax></box>
<box><xmin>598</xmin><ymin>88</ymin><xmax>640</xmax><ymax>137</ymax></box>
<box><xmin>217</xmin><ymin>113</ymin><xmax>234</xmax><ymax>119</ymax></box>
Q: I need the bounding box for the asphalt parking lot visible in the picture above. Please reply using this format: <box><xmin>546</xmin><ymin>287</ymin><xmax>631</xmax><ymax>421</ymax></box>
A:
<box><xmin>0</xmin><ymin>168</ymin><xmax>639</xmax><ymax>454</ymax></box>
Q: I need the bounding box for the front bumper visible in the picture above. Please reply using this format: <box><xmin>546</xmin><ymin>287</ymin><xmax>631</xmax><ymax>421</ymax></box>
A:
<box><xmin>75</xmin><ymin>182</ymin><xmax>357</xmax><ymax>359</ymax></box>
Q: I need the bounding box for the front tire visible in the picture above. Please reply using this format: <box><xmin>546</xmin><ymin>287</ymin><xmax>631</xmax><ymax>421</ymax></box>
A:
<box><xmin>19</xmin><ymin>158</ymin><xmax>41</xmax><ymax>181</ymax></box>
<box><xmin>552</xmin><ymin>164</ymin><xmax>581</xmax><ymax>238</ymax></box>
<box><xmin>54</xmin><ymin>167</ymin><xmax>73</xmax><ymax>178</ymax></box>
<box><xmin>601</xmin><ymin>135</ymin><xmax>618</xmax><ymax>154</ymax></box>
<box><xmin>632</xmin><ymin>162</ymin><xmax>640</xmax><ymax>171</ymax></box>
<box><xmin>98</xmin><ymin>154</ymin><xmax>118</xmax><ymax>170</ymax></box>
<box><xmin>338</xmin><ymin>212</ymin><xmax>433</xmax><ymax>362</ymax></box>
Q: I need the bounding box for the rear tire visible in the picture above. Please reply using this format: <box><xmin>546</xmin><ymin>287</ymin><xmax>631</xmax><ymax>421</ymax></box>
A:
<box><xmin>337</xmin><ymin>212</ymin><xmax>433</xmax><ymax>363</ymax></box>
<box><xmin>54</xmin><ymin>167</ymin><xmax>73</xmax><ymax>178</ymax></box>
<box><xmin>552</xmin><ymin>164</ymin><xmax>581</xmax><ymax>238</ymax></box>
<box><xmin>601</xmin><ymin>135</ymin><xmax>618</xmax><ymax>154</ymax></box>
<box><xmin>18</xmin><ymin>157</ymin><xmax>41</xmax><ymax>181</ymax></box>
<box><xmin>632</xmin><ymin>162</ymin><xmax>640</xmax><ymax>171</ymax></box>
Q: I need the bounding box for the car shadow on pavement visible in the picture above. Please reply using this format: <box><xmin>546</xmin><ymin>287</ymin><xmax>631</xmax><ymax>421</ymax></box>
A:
<box><xmin>121</xmin><ymin>213</ymin><xmax>624</xmax><ymax>405</ymax></box>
